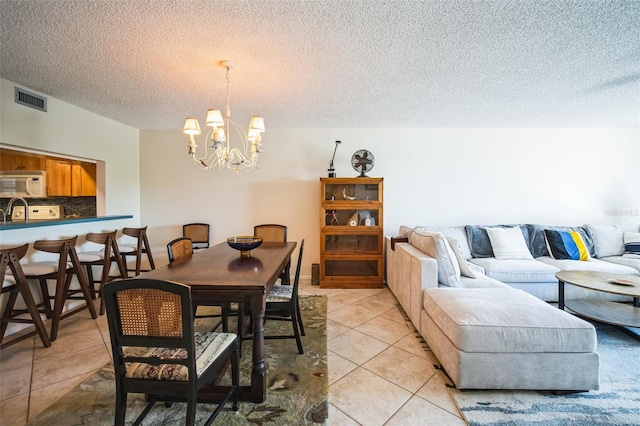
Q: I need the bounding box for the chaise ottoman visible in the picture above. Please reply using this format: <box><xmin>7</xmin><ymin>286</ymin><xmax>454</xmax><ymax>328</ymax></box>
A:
<box><xmin>421</xmin><ymin>287</ymin><xmax>599</xmax><ymax>391</ymax></box>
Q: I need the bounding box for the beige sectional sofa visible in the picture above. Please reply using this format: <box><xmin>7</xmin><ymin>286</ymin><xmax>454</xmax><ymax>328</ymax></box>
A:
<box><xmin>385</xmin><ymin>223</ymin><xmax>640</xmax><ymax>391</ymax></box>
<box><xmin>390</xmin><ymin>223</ymin><xmax>640</xmax><ymax>303</ymax></box>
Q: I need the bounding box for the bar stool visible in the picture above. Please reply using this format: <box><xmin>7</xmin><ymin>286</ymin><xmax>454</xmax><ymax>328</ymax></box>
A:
<box><xmin>22</xmin><ymin>236</ymin><xmax>97</xmax><ymax>341</ymax></box>
<box><xmin>77</xmin><ymin>231</ymin><xmax>127</xmax><ymax>315</ymax></box>
<box><xmin>0</xmin><ymin>244</ymin><xmax>52</xmax><ymax>348</ymax></box>
<box><xmin>118</xmin><ymin>227</ymin><xmax>156</xmax><ymax>277</ymax></box>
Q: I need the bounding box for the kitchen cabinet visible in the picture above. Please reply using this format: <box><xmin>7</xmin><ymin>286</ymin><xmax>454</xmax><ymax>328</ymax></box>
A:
<box><xmin>0</xmin><ymin>149</ymin><xmax>45</xmax><ymax>171</ymax></box>
<box><xmin>72</xmin><ymin>162</ymin><xmax>96</xmax><ymax>196</ymax></box>
<box><xmin>46</xmin><ymin>159</ymin><xmax>97</xmax><ymax>197</ymax></box>
<box><xmin>2</xmin><ymin>148</ymin><xmax>96</xmax><ymax>197</ymax></box>
<box><xmin>45</xmin><ymin>158</ymin><xmax>72</xmax><ymax>196</ymax></box>
<box><xmin>319</xmin><ymin>177</ymin><xmax>384</xmax><ymax>288</ymax></box>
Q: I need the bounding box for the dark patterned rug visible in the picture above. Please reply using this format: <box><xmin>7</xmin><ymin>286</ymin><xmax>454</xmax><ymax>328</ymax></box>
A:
<box><xmin>30</xmin><ymin>296</ymin><xmax>328</xmax><ymax>425</ymax></box>
<box><xmin>450</xmin><ymin>322</ymin><xmax>640</xmax><ymax>426</ymax></box>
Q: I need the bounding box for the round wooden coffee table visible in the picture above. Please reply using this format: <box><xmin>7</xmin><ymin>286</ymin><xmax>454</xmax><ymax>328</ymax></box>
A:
<box><xmin>556</xmin><ymin>271</ymin><xmax>640</xmax><ymax>338</ymax></box>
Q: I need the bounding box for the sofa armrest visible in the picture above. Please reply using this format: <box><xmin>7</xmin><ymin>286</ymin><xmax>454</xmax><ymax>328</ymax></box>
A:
<box><xmin>390</xmin><ymin>236</ymin><xmax>409</xmax><ymax>250</ymax></box>
<box><xmin>394</xmin><ymin>242</ymin><xmax>438</xmax><ymax>331</ymax></box>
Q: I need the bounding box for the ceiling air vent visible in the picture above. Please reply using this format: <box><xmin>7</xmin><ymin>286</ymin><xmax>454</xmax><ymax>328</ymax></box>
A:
<box><xmin>14</xmin><ymin>87</ymin><xmax>47</xmax><ymax>112</ymax></box>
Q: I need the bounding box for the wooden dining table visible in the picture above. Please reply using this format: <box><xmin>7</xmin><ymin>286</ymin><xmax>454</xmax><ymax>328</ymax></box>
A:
<box><xmin>138</xmin><ymin>240</ymin><xmax>297</xmax><ymax>403</ymax></box>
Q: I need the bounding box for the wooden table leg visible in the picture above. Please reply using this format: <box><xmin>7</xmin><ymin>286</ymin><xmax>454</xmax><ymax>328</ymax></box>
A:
<box><xmin>249</xmin><ymin>293</ymin><xmax>267</xmax><ymax>403</ymax></box>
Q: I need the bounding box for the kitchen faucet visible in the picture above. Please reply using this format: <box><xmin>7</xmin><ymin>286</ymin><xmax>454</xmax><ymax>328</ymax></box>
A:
<box><xmin>6</xmin><ymin>197</ymin><xmax>29</xmax><ymax>223</ymax></box>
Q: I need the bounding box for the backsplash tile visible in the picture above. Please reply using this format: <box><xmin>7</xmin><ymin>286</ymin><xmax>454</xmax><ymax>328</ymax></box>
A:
<box><xmin>0</xmin><ymin>197</ymin><xmax>96</xmax><ymax>218</ymax></box>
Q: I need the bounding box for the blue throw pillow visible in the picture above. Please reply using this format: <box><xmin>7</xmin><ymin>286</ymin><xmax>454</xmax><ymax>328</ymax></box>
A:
<box><xmin>528</xmin><ymin>224</ymin><xmax>597</xmax><ymax>258</ymax></box>
<box><xmin>544</xmin><ymin>229</ymin><xmax>591</xmax><ymax>261</ymax></box>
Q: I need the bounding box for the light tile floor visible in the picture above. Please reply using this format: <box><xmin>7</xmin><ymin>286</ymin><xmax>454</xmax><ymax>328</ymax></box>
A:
<box><xmin>0</xmin><ymin>281</ymin><xmax>467</xmax><ymax>425</ymax></box>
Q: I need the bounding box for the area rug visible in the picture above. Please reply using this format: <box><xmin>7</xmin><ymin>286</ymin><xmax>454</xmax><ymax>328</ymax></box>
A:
<box><xmin>30</xmin><ymin>295</ymin><xmax>328</xmax><ymax>425</ymax></box>
<box><xmin>450</xmin><ymin>322</ymin><xmax>640</xmax><ymax>426</ymax></box>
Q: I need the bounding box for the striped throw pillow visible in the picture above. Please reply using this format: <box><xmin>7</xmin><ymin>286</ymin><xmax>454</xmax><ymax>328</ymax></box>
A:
<box><xmin>623</xmin><ymin>231</ymin><xmax>640</xmax><ymax>257</ymax></box>
<box><xmin>544</xmin><ymin>229</ymin><xmax>591</xmax><ymax>261</ymax></box>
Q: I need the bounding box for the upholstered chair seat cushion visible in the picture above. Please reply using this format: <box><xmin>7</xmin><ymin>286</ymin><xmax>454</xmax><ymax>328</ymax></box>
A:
<box><xmin>77</xmin><ymin>251</ymin><xmax>105</xmax><ymax>262</ymax></box>
<box><xmin>266</xmin><ymin>284</ymin><xmax>293</xmax><ymax>302</ymax></box>
<box><xmin>118</xmin><ymin>244</ymin><xmax>137</xmax><ymax>253</ymax></box>
<box><xmin>19</xmin><ymin>261</ymin><xmax>73</xmax><ymax>275</ymax></box>
<box><xmin>125</xmin><ymin>332</ymin><xmax>236</xmax><ymax>381</ymax></box>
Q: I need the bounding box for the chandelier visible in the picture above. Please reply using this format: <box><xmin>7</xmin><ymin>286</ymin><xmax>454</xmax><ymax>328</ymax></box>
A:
<box><xmin>182</xmin><ymin>60</ymin><xmax>265</xmax><ymax>172</ymax></box>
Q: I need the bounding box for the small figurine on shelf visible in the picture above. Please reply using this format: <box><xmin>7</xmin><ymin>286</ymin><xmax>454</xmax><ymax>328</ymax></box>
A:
<box><xmin>343</xmin><ymin>188</ymin><xmax>357</xmax><ymax>200</ymax></box>
<box><xmin>348</xmin><ymin>212</ymin><xmax>359</xmax><ymax>226</ymax></box>
<box><xmin>326</xmin><ymin>210</ymin><xmax>339</xmax><ymax>225</ymax></box>
<box><xmin>358</xmin><ymin>210</ymin><xmax>375</xmax><ymax>226</ymax></box>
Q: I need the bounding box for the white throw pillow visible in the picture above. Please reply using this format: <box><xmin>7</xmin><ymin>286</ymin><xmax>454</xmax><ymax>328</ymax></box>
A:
<box><xmin>414</xmin><ymin>225</ymin><xmax>472</xmax><ymax>260</ymax></box>
<box><xmin>410</xmin><ymin>229</ymin><xmax>461</xmax><ymax>287</ymax></box>
<box><xmin>485</xmin><ymin>226</ymin><xmax>534</xmax><ymax>260</ymax></box>
<box><xmin>585</xmin><ymin>224</ymin><xmax>638</xmax><ymax>257</ymax></box>
<box><xmin>445</xmin><ymin>236</ymin><xmax>476</xmax><ymax>279</ymax></box>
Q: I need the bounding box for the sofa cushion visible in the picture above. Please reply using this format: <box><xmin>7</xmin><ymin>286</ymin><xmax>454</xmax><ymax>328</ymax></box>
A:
<box><xmin>423</xmin><ymin>288</ymin><xmax>597</xmax><ymax>353</ymax></box>
<box><xmin>399</xmin><ymin>225</ymin><xmax>414</xmax><ymax>237</ymax></box>
<box><xmin>623</xmin><ymin>231</ymin><xmax>640</xmax><ymax>256</ymax></box>
<box><xmin>415</xmin><ymin>225</ymin><xmax>471</xmax><ymax>259</ymax></box>
<box><xmin>584</xmin><ymin>224</ymin><xmax>638</xmax><ymax>257</ymax></box>
<box><xmin>466</xmin><ymin>262</ymin><xmax>485</xmax><ymax>275</ymax></box>
<box><xmin>465</xmin><ymin>224</ymin><xmax>530</xmax><ymax>258</ymax></box>
<box><xmin>469</xmin><ymin>258</ymin><xmax>559</xmax><ymax>283</ymax></box>
<box><xmin>544</xmin><ymin>229</ymin><xmax>591</xmax><ymax>261</ymax></box>
<box><xmin>600</xmin><ymin>255</ymin><xmax>640</xmax><ymax>273</ymax></box>
<box><xmin>528</xmin><ymin>224</ymin><xmax>597</xmax><ymax>258</ymax></box>
<box><xmin>485</xmin><ymin>226</ymin><xmax>534</xmax><ymax>260</ymax></box>
<box><xmin>536</xmin><ymin>256</ymin><xmax>638</xmax><ymax>274</ymax></box>
<box><xmin>458</xmin><ymin>274</ymin><xmax>509</xmax><ymax>288</ymax></box>
<box><xmin>410</xmin><ymin>229</ymin><xmax>460</xmax><ymax>287</ymax></box>
<box><xmin>445</xmin><ymin>236</ymin><xmax>476</xmax><ymax>278</ymax></box>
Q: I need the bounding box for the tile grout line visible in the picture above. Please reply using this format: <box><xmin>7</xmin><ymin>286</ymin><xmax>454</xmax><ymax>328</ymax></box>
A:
<box><xmin>325</xmin><ymin>285</ymin><xmax>466</xmax><ymax>425</ymax></box>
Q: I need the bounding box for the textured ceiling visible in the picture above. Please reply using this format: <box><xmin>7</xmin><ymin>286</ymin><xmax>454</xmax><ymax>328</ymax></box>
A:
<box><xmin>1</xmin><ymin>0</ymin><xmax>639</xmax><ymax>129</ymax></box>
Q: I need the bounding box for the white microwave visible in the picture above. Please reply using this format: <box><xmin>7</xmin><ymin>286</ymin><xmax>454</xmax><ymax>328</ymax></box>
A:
<box><xmin>0</xmin><ymin>170</ymin><xmax>47</xmax><ymax>198</ymax></box>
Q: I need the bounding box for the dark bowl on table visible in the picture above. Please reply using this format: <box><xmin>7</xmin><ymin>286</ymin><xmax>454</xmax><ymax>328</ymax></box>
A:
<box><xmin>227</xmin><ymin>236</ymin><xmax>263</xmax><ymax>257</ymax></box>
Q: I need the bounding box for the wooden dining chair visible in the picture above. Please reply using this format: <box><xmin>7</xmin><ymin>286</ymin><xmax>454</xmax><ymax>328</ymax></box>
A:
<box><xmin>21</xmin><ymin>236</ymin><xmax>97</xmax><ymax>341</ymax></box>
<box><xmin>103</xmin><ymin>278</ymin><xmax>239</xmax><ymax>426</ymax></box>
<box><xmin>254</xmin><ymin>224</ymin><xmax>287</xmax><ymax>243</ymax></box>
<box><xmin>77</xmin><ymin>230</ymin><xmax>128</xmax><ymax>315</ymax></box>
<box><xmin>0</xmin><ymin>244</ymin><xmax>52</xmax><ymax>348</ymax></box>
<box><xmin>182</xmin><ymin>223</ymin><xmax>210</xmax><ymax>250</ymax></box>
<box><xmin>167</xmin><ymin>237</ymin><xmax>195</xmax><ymax>263</ymax></box>
<box><xmin>264</xmin><ymin>239</ymin><xmax>305</xmax><ymax>354</ymax></box>
<box><xmin>167</xmin><ymin>237</ymin><xmax>230</xmax><ymax>333</ymax></box>
<box><xmin>254</xmin><ymin>224</ymin><xmax>290</xmax><ymax>284</ymax></box>
<box><xmin>118</xmin><ymin>226</ymin><xmax>156</xmax><ymax>277</ymax></box>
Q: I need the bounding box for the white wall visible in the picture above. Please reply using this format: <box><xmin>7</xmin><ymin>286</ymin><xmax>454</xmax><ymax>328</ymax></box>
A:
<box><xmin>140</xmin><ymin>126</ymin><xmax>639</xmax><ymax>275</ymax></box>
<box><xmin>0</xmin><ymin>78</ymin><xmax>140</xmax><ymax>252</ymax></box>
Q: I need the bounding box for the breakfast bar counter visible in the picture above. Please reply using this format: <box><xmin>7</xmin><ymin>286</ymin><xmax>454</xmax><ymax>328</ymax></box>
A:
<box><xmin>0</xmin><ymin>215</ymin><xmax>133</xmax><ymax>231</ymax></box>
